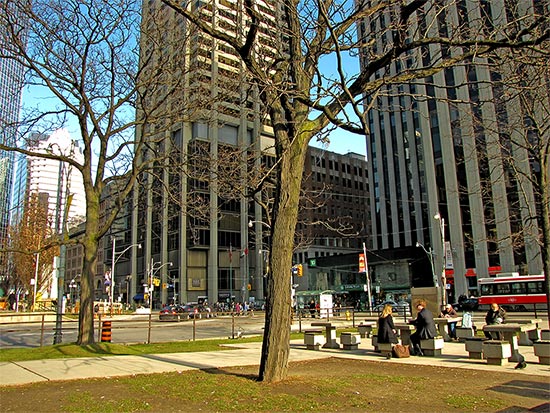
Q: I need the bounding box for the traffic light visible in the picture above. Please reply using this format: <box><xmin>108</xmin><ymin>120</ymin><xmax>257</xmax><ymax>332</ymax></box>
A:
<box><xmin>297</xmin><ymin>264</ymin><xmax>303</xmax><ymax>277</ymax></box>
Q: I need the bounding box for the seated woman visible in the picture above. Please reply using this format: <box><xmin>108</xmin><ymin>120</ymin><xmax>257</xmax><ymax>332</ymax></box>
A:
<box><xmin>377</xmin><ymin>304</ymin><xmax>399</xmax><ymax>358</ymax></box>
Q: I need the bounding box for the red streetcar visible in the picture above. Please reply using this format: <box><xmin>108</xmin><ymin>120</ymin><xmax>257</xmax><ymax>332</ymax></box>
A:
<box><xmin>478</xmin><ymin>274</ymin><xmax>546</xmax><ymax>311</ymax></box>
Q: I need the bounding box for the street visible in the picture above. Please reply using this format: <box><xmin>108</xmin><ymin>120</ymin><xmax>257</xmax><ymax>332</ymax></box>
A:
<box><xmin>0</xmin><ymin>310</ymin><xmax>547</xmax><ymax>349</ymax></box>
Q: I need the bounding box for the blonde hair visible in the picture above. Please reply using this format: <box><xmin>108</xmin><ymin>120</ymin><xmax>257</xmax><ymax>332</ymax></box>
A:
<box><xmin>381</xmin><ymin>304</ymin><xmax>393</xmax><ymax>318</ymax></box>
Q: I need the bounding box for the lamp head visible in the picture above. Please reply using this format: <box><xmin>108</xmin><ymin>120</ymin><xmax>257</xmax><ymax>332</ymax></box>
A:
<box><xmin>248</xmin><ymin>220</ymin><xmax>254</xmax><ymax>228</ymax></box>
<box><xmin>415</xmin><ymin>241</ymin><xmax>420</xmax><ymax>247</ymax></box>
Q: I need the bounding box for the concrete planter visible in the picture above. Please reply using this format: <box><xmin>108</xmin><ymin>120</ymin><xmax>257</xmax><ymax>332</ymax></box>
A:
<box><xmin>340</xmin><ymin>332</ymin><xmax>361</xmax><ymax>350</ymax></box>
<box><xmin>482</xmin><ymin>340</ymin><xmax>511</xmax><ymax>365</ymax></box>
<box><xmin>533</xmin><ymin>340</ymin><xmax>550</xmax><ymax>365</ymax></box>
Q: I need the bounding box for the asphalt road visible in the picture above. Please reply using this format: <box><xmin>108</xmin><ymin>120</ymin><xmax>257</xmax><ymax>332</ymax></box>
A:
<box><xmin>1</xmin><ymin>310</ymin><xmax>547</xmax><ymax>349</ymax></box>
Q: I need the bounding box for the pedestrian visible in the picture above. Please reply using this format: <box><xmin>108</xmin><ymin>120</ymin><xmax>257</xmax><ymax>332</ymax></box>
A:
<box><xmin>439</xmin><ymin>303</ymin><xmax>458</xmax><ymax>340</ymax></box>
<box><xmin>309</xmin><ymin>300</ymin><xmax>316</xmax><ymax>318</ymax></box>
<box><xmin>484</xmin><ymin>302</ymin><xmax>506</xmax><ymax>340</ymax></box>
<box><xmin>377</xmin><ymin>304</ymin><xmax>398</xmax><ymax>358</ymax></box>
<box><xmin>410</xmin><ymin>298</ymin><xmax>437</xmax><ymax>356</ymax></box>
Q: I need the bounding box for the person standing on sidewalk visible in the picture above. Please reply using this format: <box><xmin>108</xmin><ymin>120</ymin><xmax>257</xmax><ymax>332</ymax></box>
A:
<box><xmin>410</xmin><ymin>299</ymin><xmax>437</xmax><ymax>356</ymax></box>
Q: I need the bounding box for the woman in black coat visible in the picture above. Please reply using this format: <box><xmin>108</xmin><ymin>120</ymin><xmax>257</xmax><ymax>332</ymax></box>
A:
<box><xmin>377</xmin><ymin>304</ymin><xmax>398</xmax><ymax>344</ymax></box>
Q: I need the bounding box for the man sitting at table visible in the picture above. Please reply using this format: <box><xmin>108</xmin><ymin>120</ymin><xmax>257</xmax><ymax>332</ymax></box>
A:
<box><xmin>410</xmin><ymin>299</ymin><xmax>437</xmax><ymax>356</ymax></box>
<box><xmin>439</xmin><ymin>303</ymin><xmax>458</xmax><ymax>340</ymax></box>
<box><xmin>484</xmin><ymin>302</ymin><xmax>506</xmax><ymax>340</ymax></box>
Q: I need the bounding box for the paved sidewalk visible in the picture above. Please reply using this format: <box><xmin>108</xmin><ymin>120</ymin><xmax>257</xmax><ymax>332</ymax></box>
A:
<box><xmin>1</xmin><ymin>338</ymin><xmax>548</xmax><ymax>387</ymax></box>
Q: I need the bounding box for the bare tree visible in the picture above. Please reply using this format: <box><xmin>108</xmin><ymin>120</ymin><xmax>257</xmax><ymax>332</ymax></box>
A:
<box><xmin>161</xmin><ymin>0</ymin><xmax>549</xmax><ymax>382</ymax></box>
<box><xmin>8</xmin><ymin>193</ymin><xmax>57</xmax><ymax>310</ymax></box>
<box><xmin>0</xmin><ymin>0</ymin><xmax>192</xmax><ymax>344</ymax></box>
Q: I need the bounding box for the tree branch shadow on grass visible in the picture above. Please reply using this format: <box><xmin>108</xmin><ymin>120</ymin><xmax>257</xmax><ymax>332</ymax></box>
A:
<box><xmin>140</xmin><ymin>353</ymin><xmax>260</xmax><ymax>381</ymax></box>
<box><xmin>489</xmin><ymin>380</ymin><xmax>550</xmax><ymax>401</ymax></box>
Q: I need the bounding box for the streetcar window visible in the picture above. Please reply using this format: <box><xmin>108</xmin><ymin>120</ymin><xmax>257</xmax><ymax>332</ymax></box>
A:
<box><xmin>511</xmin><ymin>282</ymin><xmax>526</xmax><ymax>294</ymax></box>
<box><xmin>527</xmin><ymin>281</ymin><xmax>543</xmax><ymax>294</ymax></box>
<box><xmin>480</xmin><ymin>284</ymin><xmax>494</xmax><ymax>296</ymax></box>
<box><xmin>496</xmin><ymin>283</ymin><xmax>511</xmax><ymax>295</ymax></box>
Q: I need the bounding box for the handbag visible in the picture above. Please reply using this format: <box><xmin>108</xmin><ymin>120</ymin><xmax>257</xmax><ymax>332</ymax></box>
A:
<box><xmin>392</xmin><ymin>344</ymin><xmax>410</xmax><ymax>358</ymax></box>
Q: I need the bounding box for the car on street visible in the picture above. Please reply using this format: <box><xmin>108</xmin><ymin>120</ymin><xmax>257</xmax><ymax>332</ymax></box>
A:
<box><xmin>180</xmin><ymin>304</ymin><xmax>214</xmax><ymax>319</ymax></box>
<box><xmin>373</xmin><ymin>300</ymin><xmax>411</xmax><ymax>315</ymax></box>
<box><xmin>159</xmin><ymin>305</ymin><xmax>186</xmax><ymax>321</ymax></box>
<box><xmin>451</xmin><ymin>298</ymin><xmax>479</xmax><ymax>312</ymax></box>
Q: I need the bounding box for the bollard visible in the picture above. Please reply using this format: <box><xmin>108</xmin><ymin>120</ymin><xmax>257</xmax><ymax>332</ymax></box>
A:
<box><xmin>101</xmin><ymin>320</ymin><xmax>112</xmax><ymax>342</ymax></box>
<box><xmin>345</xmin><ymin>310</ymin><xmax>351</xmax><ymax>321</ymax></box>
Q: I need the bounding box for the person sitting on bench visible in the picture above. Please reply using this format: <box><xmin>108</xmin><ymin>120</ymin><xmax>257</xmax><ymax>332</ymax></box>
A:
<box><xmin>410</xmin><ymin>299</ymin><xmax>437</xmax><ymax>356</ymax></box>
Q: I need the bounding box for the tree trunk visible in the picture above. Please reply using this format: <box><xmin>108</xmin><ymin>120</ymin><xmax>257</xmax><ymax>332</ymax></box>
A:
<box><xmin>259</xmin><ymin>137</ymin><xmax>307</xmax><ymax>382</ymax></box>
<box><xmin>77</xmin><ymin>199</ymin><xmax>100</xmax><ymax>345</ymax></box>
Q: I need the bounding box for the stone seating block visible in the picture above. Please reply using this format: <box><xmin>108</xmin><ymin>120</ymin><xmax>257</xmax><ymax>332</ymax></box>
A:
<box><xmin>357</xmin><ymin>322</ymin><xmax>376</xmax><ymax>338</ymax></box>
<box><xmin>304</xmin><ymin>331</ymin><xmax>325</xmax><ymax>350</ymax></box>
<box><xmin>456</xmin><ymin>327</ymin><xmax>474</xmax><ymax>342</ymax></box>
<box><xmin>533</xmin><ymin>340</ymin><xmax>550</xmax><ymax>365</ymax></box>
<box><xmin>340</xmin><ymin>332</ymin><xmax>361</xmax><ymax>350</ymax></box>
<box><xmin>420</xmin><ymin>336</ymin><xmax>444</xmax><ymax>356</ymax></box>
<box><xmin>540</xmin><ymin>330</ymin><xmax>550</xmax><ymax>341</ymax></box>
<box><xmin>482</xmin><ymin>340</ymin><xmax>511</xmax><ymax>366</ymax></box>
<box><xmin>378</xmin><ymin>342</ymin><xmax>393</xmax><ymax>357</ymax></box>
<box><xmin>464</xmin><ymin>337</ymin><xmax>487</xmax><ymax>359</ymax></box>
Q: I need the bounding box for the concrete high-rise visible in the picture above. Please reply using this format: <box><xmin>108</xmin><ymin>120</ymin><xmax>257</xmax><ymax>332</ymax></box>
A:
<box><xmin>11</xmin><ymin>129</ymin><xmax>87</xmax><ymax>229</ymax></box>
<box><xmin>131</xmin><ymin>0</ymin><xmax>283</xmax><ymax>308</ymax></box>
<box><xmin>358</xmin><ymin>1</ymin><xmax>546</xmax><ymax>301</ymax></box>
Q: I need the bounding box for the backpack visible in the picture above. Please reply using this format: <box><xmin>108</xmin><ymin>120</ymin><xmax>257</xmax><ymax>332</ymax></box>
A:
<box><xmin>462</xmin><ymin>312</ymin><xmax>473</xmax><ymax>329</ymax></box>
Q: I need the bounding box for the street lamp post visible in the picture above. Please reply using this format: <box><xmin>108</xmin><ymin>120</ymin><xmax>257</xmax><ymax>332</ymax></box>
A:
<box><xmin>248</xmin><ymin>220</ymin><xmax>271</xmax><ymax>302</ymax></box>
<box><xmin>110</xmin><ymin>238</ymin><xmax>141</xmax><ymax>317</ymax></box>
<box><xmin>148</xmin><ymin>260</ymin><xmax>173</xmax><ymax>311</ymax></box>
<box><xmin>434</xmin><ymin>212</ymin><xmax>446</xmax><ymax>305</ymax></box>
<box><xmin>416</xmin><ymin>241</ymin><xmax>438</xmax><ymax>287</ymax></box>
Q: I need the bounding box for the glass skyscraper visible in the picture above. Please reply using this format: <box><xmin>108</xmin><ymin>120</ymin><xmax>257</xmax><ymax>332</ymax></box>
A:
<box><xmin>0</xmin><ymin>2</ymin><xmax>28</xmax><ymax>278</ymax></box>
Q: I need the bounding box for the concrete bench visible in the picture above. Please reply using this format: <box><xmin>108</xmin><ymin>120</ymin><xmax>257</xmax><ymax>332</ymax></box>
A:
<box><xmin>420</xmin><ymin>336</ymin><xmax>444</xmax><ymax>356</ymax></box>
<box><xmin>533</xmin><ymin>340</ymin><xmax>550</xmax><ymax>365</ymax></box>
<box><xmin>464</xmin><ymin>337</ymin><xmax>488</xmax><ymax>359</ymax></box>
<box><xmin>340</xmin><ymin>332</ymin><xmax>361</xmax><ymax>350</ymax></box>
<box><xmin>483</xmin><ymin>340</ymin><xmax>511</xmax><ymax>366</ymax></box>
<box><xmin>357</xmin><ymin>321</ymin><xmax>376</xmax><ymax>338</ymax></box>
<box><xmin>304</xmin><ymin>331</ymin><xmax>325</xmax><ymax>350</ymax></box>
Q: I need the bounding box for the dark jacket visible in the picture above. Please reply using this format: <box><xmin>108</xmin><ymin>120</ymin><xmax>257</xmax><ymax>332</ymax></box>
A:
<box><xmin>413</xmin><ymin>307</ymin><xmax>437</xmax><ymax>339</ymax></box>
<box><xmin>485</xmin><ymin>307</ymin><xmax>506</xmax><ymax>325</ymax></box>
<box><xmin>377</xmin><ymin>315</ymin><xmax>398</xmax><ymax>344</ymax></box>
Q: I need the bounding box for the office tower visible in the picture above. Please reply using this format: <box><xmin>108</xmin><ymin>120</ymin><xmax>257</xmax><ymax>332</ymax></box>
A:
<box><xmin>132</xmin><ymin>0</ymin><xmax>283</xmax><ymax>308</ymax></box>
<box><xmin>11</xmin><ymin>129</ymin><xmax>86</xmax><ymax>229</ymax></box>
<box><xmin>296</xmin><ymin>146</ymin><xmax>370</xmax><ymax>264</ymax></box>
<box><xmin>358</xmin><ymin>1</ymin><xmax>546</xmax><ymax>300</ymax></box>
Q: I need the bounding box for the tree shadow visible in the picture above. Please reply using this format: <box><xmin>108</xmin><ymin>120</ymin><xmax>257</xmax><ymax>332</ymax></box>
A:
<box><xmin>490</xmin><ymin>380</ymin><xmax>550</xmax><ymax>400</ymax></box>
